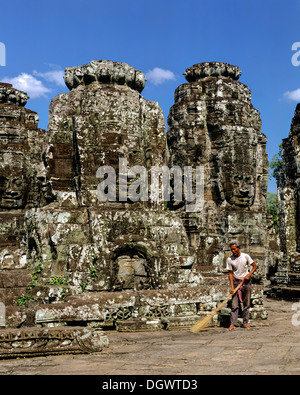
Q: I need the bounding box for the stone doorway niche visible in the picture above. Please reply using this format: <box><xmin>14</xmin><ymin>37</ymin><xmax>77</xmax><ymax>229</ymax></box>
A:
<box><xmin>111</xmin><ymin>244</ymin><xmax>153</xmax><ymax>291</ymax></box>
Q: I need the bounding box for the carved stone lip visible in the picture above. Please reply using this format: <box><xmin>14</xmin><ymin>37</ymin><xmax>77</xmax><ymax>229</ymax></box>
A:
<box><xmin>235</xmin><ymin>196</ymin><xmax>254</xmax><ymax>206</ymax></box>
<box><xmin>2</xmin><ymin>195</ymin><xmax>22</xmax><ymax>200</ymax></box>
<box><xmin>239</xmin><ymin>189</ymin><xmax>251</xmax><ymax>196</ymax></box>
<box><xmin>0</xmin><ymin>195</ymin><xmax>24</xmax><ymax>207</ymax></box>
<box><xmin>237</xmin><ymin>194</ymin><xmax>253</xmax><ymax>199</ymax></box>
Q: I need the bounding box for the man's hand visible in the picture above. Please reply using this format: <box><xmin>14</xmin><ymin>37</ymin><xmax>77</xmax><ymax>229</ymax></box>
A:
<box><xmin>230</xmin><ymin>278</ymin><xmax>245</xmax><ymax>294</ymax></box>
<box><xmin>245</xmin><ymin>262</ymin><xmax>258</xmax><ymax>281</ymax></box>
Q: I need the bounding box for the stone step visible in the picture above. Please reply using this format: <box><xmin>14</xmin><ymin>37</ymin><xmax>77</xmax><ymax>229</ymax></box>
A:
<box><xmin>290</xmin><ymin>263</ymin><xmax>300</xmax><ymax>273</ymax></box>
<box><xmin>288</xmin><ymin>272</ymin><xmax>300</xmax><ymax>287</ymax></box>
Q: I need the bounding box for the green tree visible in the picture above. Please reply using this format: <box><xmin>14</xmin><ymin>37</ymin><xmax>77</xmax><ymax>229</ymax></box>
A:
<box><xmin>266</xmin><ymin>192</ymin><xmax>278</xmax><ymax>231</ymax></box>
<box><xmin>269</xmin><ymin>143</ymin><xmax>283</xmax><ymax>184</ymax></box>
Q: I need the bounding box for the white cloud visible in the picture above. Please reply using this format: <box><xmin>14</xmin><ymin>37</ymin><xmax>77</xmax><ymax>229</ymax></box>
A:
<box><xmin>283</xmin><ymin>89</ymin><xmax>300</xmax><ymax>101</ymax></box>
<box><xmin>145</xmin><ymin>67</ymin><xmax>176</xmax><ymax>85</ymax></box>
<box><xmin>3</xmin><ymin>73</ymin><xmax>51</xmax><ymax>98</ymax></box>
<box><xmin>2</xmin><ymin>66</ymin><xmax>65</xmax><ymax>99</ymax></box>
<box><xmin>33</xmin><ymin>69</ymin><xmax>65</xmax><ymax>86</ymax></box>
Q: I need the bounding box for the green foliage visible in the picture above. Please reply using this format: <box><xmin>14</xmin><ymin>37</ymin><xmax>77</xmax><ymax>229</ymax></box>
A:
<box><xmin>266</xmin><ymin>192</ymin><xmax>278</xmax><ymax>230</ymax></box>
<box><xmin>31</xmin><ymin>255</ymin><xmax>43</xmax><ymax>286</ymax></box>
<box><xmin>90</xmin><ymin>254</ymin><xmax>99</xmax><ymax>280</ymax></box>
<box><xmin>90</xmin><ymin>265</ymin><xmax>97</xmax><ymax>279</ymax></box>
<box><xmin>17</xmin><ymin>295</ymin><xmax>36</xmax><ymax>306</ymax></box>
<box><xmin>17</xmin><ymin>253</ymin><xmax>43</xmax><ymax>306</ymax></box>
<box><xmin>47</xmin><ymin>276</ymin><xmax>69</xmax><ymax>286</ymax></box>
<box><xmin>61</xmin><ymin>286</ymin><xmax>67</xmax><ymax>300</ymax></box>
<box><xmin>269</xmin><ymin>143</ymin><xmax>283</xmax><ymax>184</ymax></box>
<box><xmin>80</xmin><ymin>282</ymin><xmax>87</xmax><ymax>293</ymax></box>
<box><xmin>46</xmin><ymin>276</ymin><xmax>69</xmax><ymax>300</ymax></box>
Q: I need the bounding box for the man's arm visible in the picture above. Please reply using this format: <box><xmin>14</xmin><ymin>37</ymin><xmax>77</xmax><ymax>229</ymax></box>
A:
<box><xmin>244</xmin><ymin>261</ymin><xmax>258</xmax><ymax>281</ymax></box>
<box><xmin>228</xmin><ymin>270</ymin><xmax>235</xmax><ymax>294</ymax></box>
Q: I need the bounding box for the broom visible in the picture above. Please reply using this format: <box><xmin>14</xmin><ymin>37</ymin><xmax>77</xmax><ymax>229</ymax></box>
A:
<box><xmin>190</xmin><ymin>281</ymin><xmax>244</xmax><ymax>333</ymax></box>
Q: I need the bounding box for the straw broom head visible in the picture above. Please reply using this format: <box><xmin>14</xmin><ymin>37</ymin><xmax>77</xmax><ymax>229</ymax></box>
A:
<box><xmin>190</xmin><ymin>281</ymin><xmax>244</xmax><ymax>333</ymax></box>
<box><xmin>190</xmin><ymin>312</ymin><xmax>215</xmax><ymax>333</ymax></box>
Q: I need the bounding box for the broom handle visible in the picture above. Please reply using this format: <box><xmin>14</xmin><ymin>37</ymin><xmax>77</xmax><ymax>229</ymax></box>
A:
<box><xmin>213</xmin><ymin>280</ymin><xmax>244</xmax><ymax>314</ymax></box>
<box><xmin>191</xmin><ymin>280</ymin><xmax>245</xmax><ymax>332</ymax></box>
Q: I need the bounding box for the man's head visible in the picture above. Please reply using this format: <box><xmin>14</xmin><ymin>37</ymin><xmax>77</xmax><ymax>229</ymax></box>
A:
<box><xmin>229</xmin><ymin>240</ymin><xmax>241</xmax><ymax>257</ymax></box>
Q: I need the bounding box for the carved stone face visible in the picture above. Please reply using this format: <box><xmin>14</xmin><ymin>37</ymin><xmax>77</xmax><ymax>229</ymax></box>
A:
<box><xmin>222</xmin><ymin>146</ymin><xmax>256</xmax><ymax>208</ymax></box>
<box><xmin>0</xmin><ymin>153</ymin><xmax>28</xmax><ymax>209</ymax></box>
<box><xmin>229</xmin><ymin>173</ymin><xmax>255</xmax><ymax>207</ymax></box>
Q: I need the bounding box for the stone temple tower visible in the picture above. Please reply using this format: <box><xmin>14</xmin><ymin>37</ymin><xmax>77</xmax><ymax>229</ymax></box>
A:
<box><xmin>0</xmin><ymin>83</ymin><xmax>48</xmax><ymax>306</ymax></box>
<box><xmin>30</xmin><ymin>60</ymin><xmax>195</xmax><ymax>295</ymax></box>
<box><xmin>0</xmin><ymin>62</ymin><xmax>269</xmax><ymax>347</ymax></box>
<box><xmin>167</xmin><ymin>62</ymin><xmax>272</xmax><ymax>279</ymax></box>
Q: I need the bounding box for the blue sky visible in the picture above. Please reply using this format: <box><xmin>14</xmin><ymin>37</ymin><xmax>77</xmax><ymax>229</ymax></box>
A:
<box><xmin>1</xmin><ymin>0</ymin><xmax>300</xmax><ymax>193</ymax></box>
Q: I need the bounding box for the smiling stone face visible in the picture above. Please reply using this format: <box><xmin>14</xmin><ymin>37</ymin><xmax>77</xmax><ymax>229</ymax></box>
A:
<box><xmin>220</xmin><ymin>141</ymin><xmax>257</xmax><ymax>208</ymax></box>
<box><xmin>0</xmin><ymin>153</ymin><xmax>28</xmax><ymax>209</ymax></box>
<box><xmin>223</xmin><ymin>173</ymin><xmax>255</xmax><ymax>207</ymax></box>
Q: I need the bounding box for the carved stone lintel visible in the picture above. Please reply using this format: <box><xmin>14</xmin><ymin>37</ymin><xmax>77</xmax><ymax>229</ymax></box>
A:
<box><xmin>0</xmin><ymin>327</ymin><xmax>108</xmax><ymax>358</ymax></box>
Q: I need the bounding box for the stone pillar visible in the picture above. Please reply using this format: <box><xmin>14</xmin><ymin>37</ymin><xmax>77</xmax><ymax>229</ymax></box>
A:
<box><xmin>274</xmin><ymin>104</ymin><xmax>300</xmax><ymax>292</ymax></box>
<box><xmin>0</xmin><ymin>83</ymin><xmax>47</xmax><ymax>306</ymax></box>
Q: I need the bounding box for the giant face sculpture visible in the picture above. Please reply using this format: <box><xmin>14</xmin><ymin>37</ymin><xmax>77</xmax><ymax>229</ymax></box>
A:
<box><xmin>219</xmin><ymin>134</ymin><xmax>257</xmax><ymax>208</ymax></box>
<box><xmin>0</xmin><ymin>152</ymin><xmax>28</xmax><ymax>209</ymax></box>
<box><xmin>223</xmin><ymin>172</ymin><xmax>255</xmax><ymax>207</ymax></box>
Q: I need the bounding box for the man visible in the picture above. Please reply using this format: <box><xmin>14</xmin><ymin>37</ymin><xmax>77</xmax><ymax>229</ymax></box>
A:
<box><xmin>226</xmin><ymin>240</ymin><xmax>257</xmax><ymax>331</ymax></box>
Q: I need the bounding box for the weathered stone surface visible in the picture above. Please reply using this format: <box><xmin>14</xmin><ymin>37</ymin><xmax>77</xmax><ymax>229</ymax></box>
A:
<box><xmin>271</xmin><ymin>104</ymin><xmax>300</xmax><ymax>296</ymax></box>
<box><xmin>0</xmin><ymin>298</ymin><xmax>297</xmax><ymax>375</ymax></box>
<box><xmin>64</xmin><ymin>60</ymin><xmax>146</xmax><ymax>92</ymax></box>
<box><xmin>0</xmin><ymin>83</ymin><xmax>28</xmax><ymax>106</ymax></box>
<box><xmin>167</xmin><ymin>61</ymin><xmax>274</xmax><ymax>280</ymax></box>
<box><xmin>183</xmin><ymin>62</ymin><xmax>242</xmax><ymax>82</ymax></box>
<box><xmin>0</xmin><ymin>326</ymin><xmax>108</xmax><ymax>358</ymax></box>
<box><xmin>32</xmin><ymin>59</ymin><xmax>197</xmax><ymax>297</ymax></box>
<box><xmin>0</xmin><ymin>60</ymin><xmax>272</xmax><ymax>358</ymax></box>
<box><xmin>0</xmin><ymin>82</ymin><xmax>52</xmax><ymax>306</ymax></box>
<box><xmin>31</xmin><ymin>285</ymin><xmax>266</xmax><ymax>330</ymax></box>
